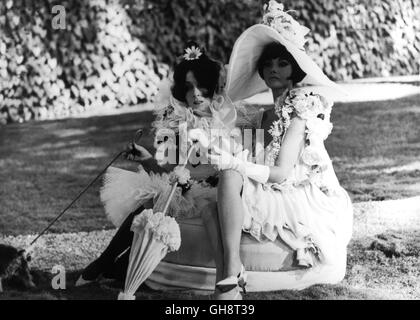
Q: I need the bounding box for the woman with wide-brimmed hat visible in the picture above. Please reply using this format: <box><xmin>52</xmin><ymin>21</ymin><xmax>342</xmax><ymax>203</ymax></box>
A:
<box><xmin>192</xmin><ymin>0</ymin><xmax>353</xmax><ymax>299</ymax></box>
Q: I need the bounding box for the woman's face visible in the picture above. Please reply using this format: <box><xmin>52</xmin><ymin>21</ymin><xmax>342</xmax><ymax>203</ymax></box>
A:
<box><xmin>185</xmin><ymin>71</ymin><xmax>212</xmax><ymax>116</ymax></box>
<box><xmin>261</xmin><ymin>57</ymin><xmax>293</xmax><ymax>90</ymax></box>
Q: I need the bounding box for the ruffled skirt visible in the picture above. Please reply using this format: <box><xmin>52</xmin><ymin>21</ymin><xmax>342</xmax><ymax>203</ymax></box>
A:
<box><xmin>100</xmin><ymin>165</ymin><xmax>217</xmax><ymax>227</ymax></box>
<box><xmin>241</xmin><ymin>176</ymin><xmax>353</xmax><ymax>268</ymax></box>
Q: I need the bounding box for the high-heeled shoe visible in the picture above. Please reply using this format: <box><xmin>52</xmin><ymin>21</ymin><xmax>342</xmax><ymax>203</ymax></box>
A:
<box><xmin>75</xmin><ymin>260</ymin><xmax>104</xmax><ymax>287</ymax></box>
<box><xmin>75</xmin><ymin>274</ymin><xmax>97</xmax><ymax>287</ymax></box>
<box><xmin>214</xmin><ymin>264</ymin><xmax>248</xmax><ymax>299</ymax></box>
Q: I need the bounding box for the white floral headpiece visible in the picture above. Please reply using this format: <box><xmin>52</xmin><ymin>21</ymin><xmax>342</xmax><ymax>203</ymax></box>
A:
<box><xmin>262</xmin><ymin>0</ymin><xmax>310</xmax><ymax>50</ymax></box>
<box><xmin>183</xmin><ymin>46</ymin><xmax>202</xmax><ymax>61</ymax></box>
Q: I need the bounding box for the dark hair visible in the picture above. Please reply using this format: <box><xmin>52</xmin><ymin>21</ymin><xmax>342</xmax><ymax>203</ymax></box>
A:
<box><xmin>257</xmin><ymin>42</ymin><xmax>306</xmax><ymax>85</ymax></box>
<box><xmin>171</xmin><ymin>42</ymin><xmax>221</xmax><ymax>103</ymax></box>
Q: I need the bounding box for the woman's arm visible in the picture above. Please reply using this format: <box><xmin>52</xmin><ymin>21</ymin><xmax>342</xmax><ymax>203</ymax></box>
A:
<box><xmin>125</xmin><ymin>142</ymin><xmax>174</xmax><ymax>174</ymax></box>
<box><xmin>202</xmin><ymin>117</ymin><xmax>306</xmax><ymax>184</ymax></box>
<box><xmin>267</xmin><ymin>117</ymin><xmax>306</xmax><ymax>184</ymax></box>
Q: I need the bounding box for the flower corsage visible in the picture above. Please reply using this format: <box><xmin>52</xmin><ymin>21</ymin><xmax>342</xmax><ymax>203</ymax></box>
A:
<box><xmin>169</xmin><ymin>165</ymin><xmax>192</xmax><ymax>194</ymax></box>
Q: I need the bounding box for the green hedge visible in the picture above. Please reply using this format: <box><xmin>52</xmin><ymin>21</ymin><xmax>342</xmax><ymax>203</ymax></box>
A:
<box><xmin>0</xmin><ymin>0</ymin><xmax>419</xmax><ymax>124</ymax></box>
<box><xmin>128</xmin><ymin>0</ymin><xmax>262</xmax><ymax>67</ymax></box>
<box><xmin>132</xmin><ymin>0</ymin><xmax>419</xmax><ymax>80</ymax></box>
<box><xmin>285</xmin><ymin>0</ymin><xmax>420</xmax><ymax>80</ymax></box>
<box><xmin>0</xmin><ymin>0</ymin><xmax>168</xmax><ymax>124</ymax></box>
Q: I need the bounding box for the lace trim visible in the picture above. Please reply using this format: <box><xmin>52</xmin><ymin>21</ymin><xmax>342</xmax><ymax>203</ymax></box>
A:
<box><xmin>263</xmin><ymin>89</ymin><xmax>336</xmax><ymax>190</ymax></box>
<box><xmin>242</xmin><ymin>215</ymin><xmax>322</xmax><ymax>268</ymax></box>
<box><xmin>267</xmin><ymin>178</ymin><xmax>341</xmax><ymax>197</ymax></box>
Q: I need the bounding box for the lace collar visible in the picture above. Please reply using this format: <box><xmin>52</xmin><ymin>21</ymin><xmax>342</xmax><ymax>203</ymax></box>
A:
<box><xmin>266</xmin><ymin>89</ymin><xmax>294</xmax><ymax>165</ymax></box>
<box><xmin>153</xmin><ymin>92</ymin><xmax>237</xmax><ymax>133</ymax></box>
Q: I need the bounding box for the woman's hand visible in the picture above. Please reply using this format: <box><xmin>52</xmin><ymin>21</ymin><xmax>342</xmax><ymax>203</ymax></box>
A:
<box><xmin>208</xmin><ymin>146</ymin><xmax>270</xmax><ymax>184</ymax></box>
<box><xmin>207</xmin><ymin>145</ymin><xmax>243</xmax><ymax>171</ymax></box>
<box><xmin>124</xmin><ymin>142</ymin><xmax>153</xmax><ymax>162</ymax></box>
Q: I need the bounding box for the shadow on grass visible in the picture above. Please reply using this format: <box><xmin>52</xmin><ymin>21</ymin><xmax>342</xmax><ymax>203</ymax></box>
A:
<box><xmin>0</xmin><ymin>111</ymin><xmax>155</xmax><ymax>236</ymax></box>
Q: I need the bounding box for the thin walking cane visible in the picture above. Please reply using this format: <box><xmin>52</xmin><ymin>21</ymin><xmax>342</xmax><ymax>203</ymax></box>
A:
<box><xmin>24</xmin><ymin>129</ymin><xmax>145</xmax><ymax>256</ymax></box>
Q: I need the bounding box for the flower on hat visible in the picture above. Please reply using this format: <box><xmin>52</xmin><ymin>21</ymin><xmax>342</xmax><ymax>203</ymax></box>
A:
<box><xmin>183</xmin><ymin>46</ymin><xmax>202</xmax><ymax>61</ymax></box>
<box><xmin>262</xmin><ymin>0</ymin><xmax>310</xmax><ymax>49</ymax></box>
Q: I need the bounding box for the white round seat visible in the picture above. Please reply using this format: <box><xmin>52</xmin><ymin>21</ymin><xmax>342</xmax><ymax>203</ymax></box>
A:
<box><xmin>146</xmin><ymin>217</ymin><xmax>347</xmax><ymax>293</ymax></box>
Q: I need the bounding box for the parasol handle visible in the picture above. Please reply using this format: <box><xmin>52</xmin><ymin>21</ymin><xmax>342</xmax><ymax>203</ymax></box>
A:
<box><xmin>29</xmin><ymin>150</ymin><xmax>124</xmax><ymax>247</ymax></box>
<box><xmin>161</xmin><ymin>144</ymin><xmax>196</xmax><ymax>215</ymax></box>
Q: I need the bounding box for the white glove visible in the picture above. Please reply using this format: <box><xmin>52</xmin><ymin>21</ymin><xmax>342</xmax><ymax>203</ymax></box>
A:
<box><xmin>208</xmin><ymin>146</ymin><xmax>270</xmax><ymax>184</ymax></box>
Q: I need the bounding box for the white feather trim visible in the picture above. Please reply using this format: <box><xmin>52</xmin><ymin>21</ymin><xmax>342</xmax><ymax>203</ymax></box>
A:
<box><xmin>100</xmin><ymin>164</ymin><xmax>220</xmax><ymax>227</ymax></box>
<box><xmin>100</xmin><ymin>166</ymin><xmax>156</xmax><ymax>227</ymax></box>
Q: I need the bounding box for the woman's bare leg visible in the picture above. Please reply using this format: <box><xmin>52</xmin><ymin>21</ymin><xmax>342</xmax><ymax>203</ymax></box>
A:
<box><xmin>217</xmin><ymin>169</ymin><xmax>244</xmax><ymax>278</ymax></box>
<box><xmin>201</xmin><ymin>202</ymin><xmax>224</xmax><ymax>284</ymax></box>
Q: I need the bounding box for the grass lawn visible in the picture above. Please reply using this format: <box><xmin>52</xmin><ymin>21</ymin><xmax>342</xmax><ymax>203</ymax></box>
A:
<box><xmin>1</xmin><ymin>217</ymin><xmax>419</xmax><ymax>300</ymax></box>
<box><xmin>327</xmin><ymin>94</ymin><xmax>420</xmax><ymax>202</ymax></box>
<box><xmin>0</xmin><ymin>94</ymin><xmax>419</xmax><ymax>300</ymax></box>
<box><xmin>0</xmin><ymin>271</ymin><xmax>403</xmax><ymax>300</ymax></box>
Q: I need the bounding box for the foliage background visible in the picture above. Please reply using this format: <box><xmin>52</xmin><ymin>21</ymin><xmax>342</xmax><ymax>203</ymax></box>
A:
<box><xmin>0</xmin><ymin>0</ymin><xmax>419</xmax><ymax>124</ymax></box>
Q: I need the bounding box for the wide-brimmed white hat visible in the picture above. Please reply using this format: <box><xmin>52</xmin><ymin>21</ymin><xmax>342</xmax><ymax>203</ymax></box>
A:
<box><xmin>226</xmin><ymin>1</ymin><xmax>345</xmax><ymax>102</ymax></box>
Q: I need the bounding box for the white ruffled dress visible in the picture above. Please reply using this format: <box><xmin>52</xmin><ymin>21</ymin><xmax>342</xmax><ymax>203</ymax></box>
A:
<box><xmin>101</xmin><ymin>93</ymin><xmax>238</xmax><ymax>227</ymax></box>
<box><xmin>240</xmin><ymin>89</ymin><xmax>353</xmax><ymax>268</ymax></box>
